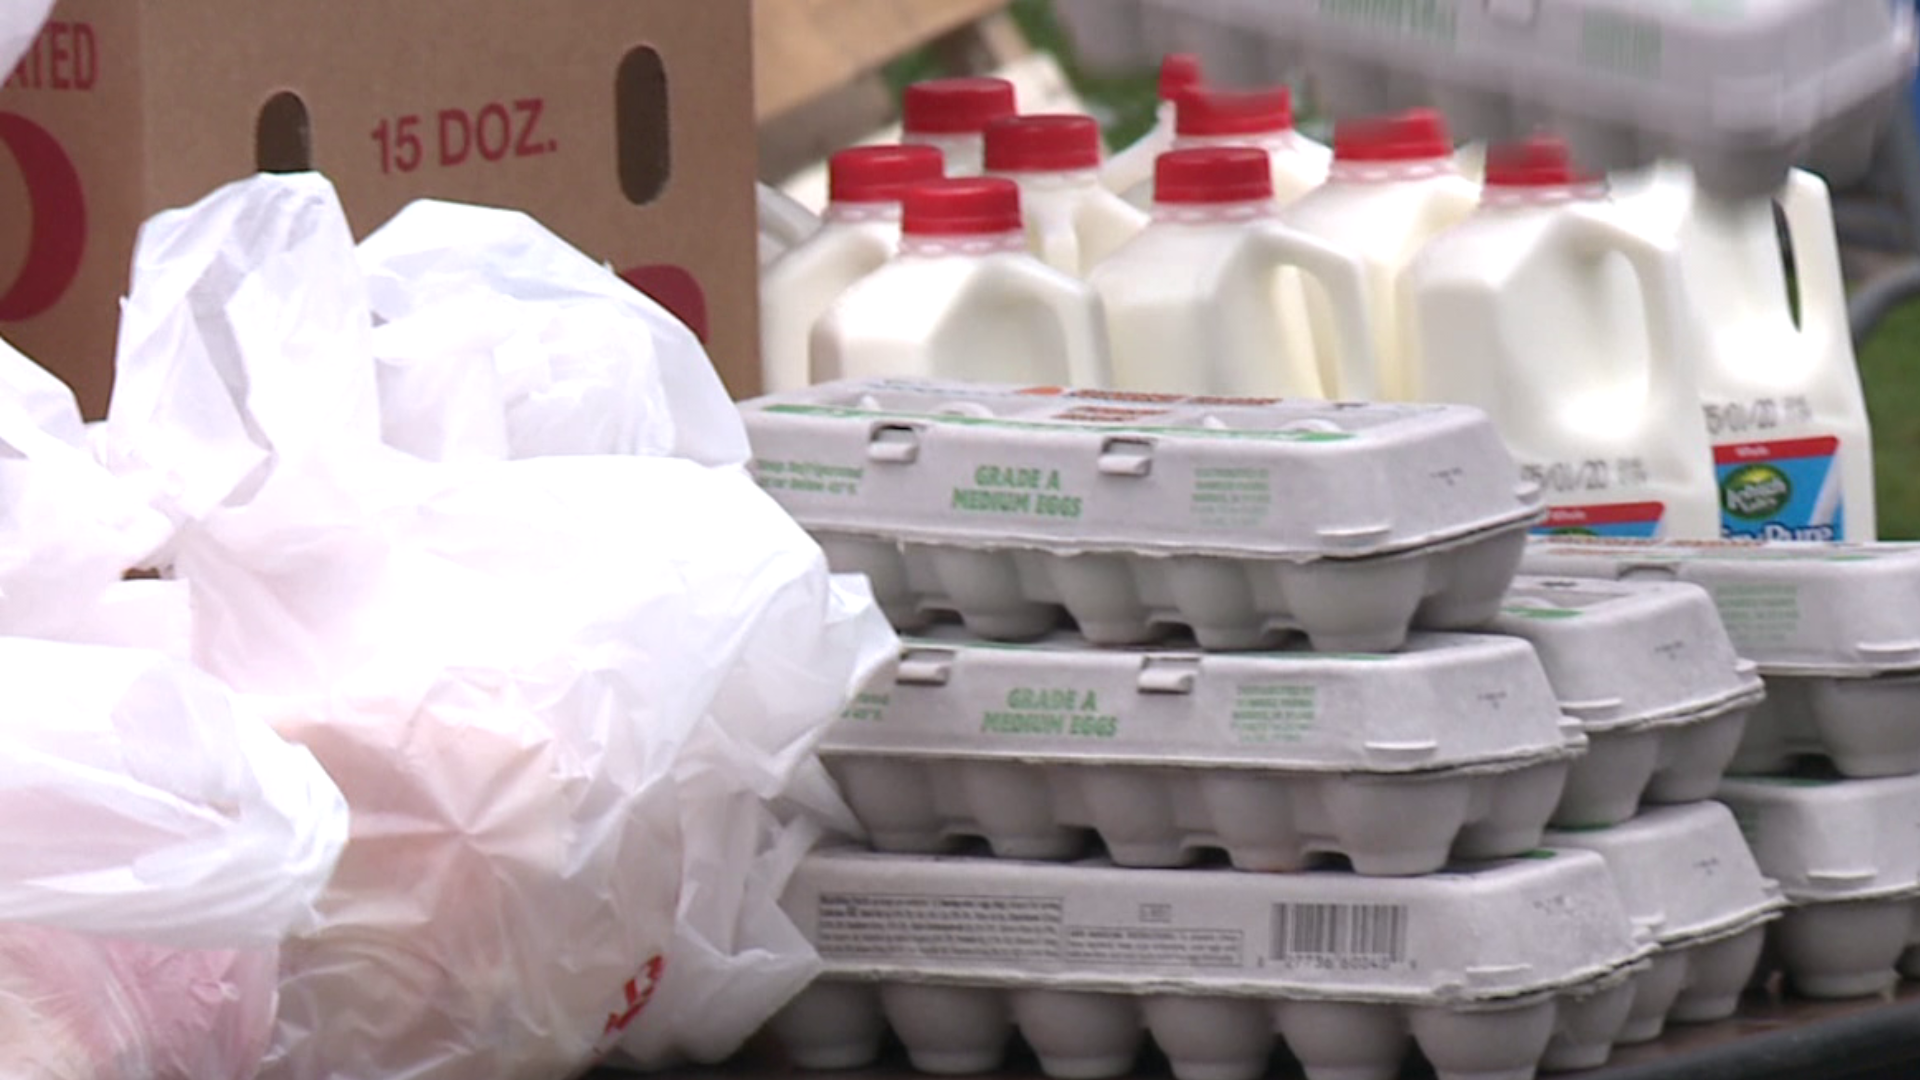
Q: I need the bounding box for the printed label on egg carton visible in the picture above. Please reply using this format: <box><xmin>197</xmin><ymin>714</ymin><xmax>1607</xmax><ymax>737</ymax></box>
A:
<box><xmin>772</xmin><ymin>848</ymin><xmax>1655</xmax><ymax>1079</ymax></box>
<box><xmin>1522</xmin><ymin>538</ymin><xmax>1920</xmax><ymax>676</ymax></box>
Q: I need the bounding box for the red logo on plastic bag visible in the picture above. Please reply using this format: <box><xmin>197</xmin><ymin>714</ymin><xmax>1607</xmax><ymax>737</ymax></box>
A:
<box><xmin>602</xmin><ymin>954</ymin><xmax>666</xmax><ymax>1040</ymax></box>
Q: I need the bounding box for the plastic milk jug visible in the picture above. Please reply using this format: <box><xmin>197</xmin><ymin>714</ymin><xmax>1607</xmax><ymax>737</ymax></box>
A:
<box><xmin>757</xmin><ymin>182</ymin><xmax>819</xmax><ymax>268</ymax></box>
<box><xmin>1281</xmin><ymin>109</ymin><xmax>1480</xmax><ymax>401</ymax></box>
<box><xmin>1404</xmin><ymin>138</ymin><xmax>1721</xmax><ymax>539</ymax></box>
<box><xmin>811</xmin><ymin>177</ymin><xmax>1113</xmax><ymax>387</ymax></box>
<box><xmin>760</xmin><ymin>145</ymin><xmax>946</xmax><ymax>393</ymax></box>
<box><xmin>1090</xmin><ymin>147</ymin><xmax>1380</xmax><ymax>398</ymax></box>
<box><xmin>986</xmin><ymin>114</ymin><xmax>1148</xmax><ymax>276</ymax></box>
<box><xmin>1123</xmin><ymin>87</ymin><xmax>1330</xmax><ymax>209</ymax></box>
<box><xmin>1620</xmin><ymin>162</ymin><xmax>1875</xmax><ymax>540</ymax></box>
<box><xmin>902</xmin><ymin>77</ymin><xmax>1018</xmax><ymax>177</ymax></box>
<box><xmin>1099</xmin><ymin>54</ymin><xmax>1202</xmax><ymax>200</ymax></box>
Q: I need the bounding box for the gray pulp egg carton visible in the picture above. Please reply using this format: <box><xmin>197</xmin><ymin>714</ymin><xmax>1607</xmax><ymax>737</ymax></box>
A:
<box><xmin>826</xmin><ymin>629</ymin><xmax>1585</xmax><ymax>876</ymax></box>
<box><xmin>1547</xmin><ymin>803</ymin><xmax>1785</xmax><ymax>1047</ymax></box>
<box><xmin>742</xmin><ymin>380</ymin><xmax>1543</xmax><ymax>653</ymax></box>
<box><xmin>771</xmin><ymin>848</ymin><xmax>1655</xmax><ymax>1080</ymax></box>
<box><xmin>1523</xmin><ymin>539</ymin><xmax>1920</xmax><ymax>778</ymax></box>
<box><xmin>1052</xmin><ymin>0</ymin><xmax>1916</xmax><ymax>199</ymax></box>
<box><xmin>1717</xmin><ymin>774</ymin><xmax>1920</xmax><ymax>1000</ymax></box>
<box><xmin>1486</xmin><ymin>576</ymin><xmax>1766</xmax><ymax>828</ymax></box>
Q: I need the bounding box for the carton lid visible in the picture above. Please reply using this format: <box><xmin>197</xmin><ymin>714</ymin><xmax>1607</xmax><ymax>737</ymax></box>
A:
<box><xmin>1334</xmin><ymin>109</ymin><xmax>1454</xmax><ymax>164</ymax></box>
<box><xmin>903</xmin><ymin>77</ymin><xmax>1018</xmax><ymax>136</ymax></box>
<box><xmin>1159</xmin><ymin>53</ymin><xmax>1204</xmax><ymax>102</ymax></box>
<box><xmin>829</xmin><ymin>145</ymin><xmax>947</xmax><ymax>205</ymax></box>
<box><xmin>1175</xmin><ymin>87</ymin><xmax>1295</xmax><ymax>137</ymax></box>
<box><xmin>1154</xmin><ymin>147</ymin><xmax>1275</xmax><ymax>205</ymax></box>
<box><xmin>984</xmin><ymin>114</ymin><xmax>1103</xmax><ymax>173</ymax></box>
<box><xmin>1718</xmin><ymin>772</ymin><xmax>1920</xmax><ymax>902</ymax></box>
<box><xmin>901</xmin><ymin>178</ymin><xmax>1023</xmax><ymax>236</ymax></box>
<box><xmin>1485</xmin><ymin>137</ymin><xmax>1601</xmax><ymax>189</ymax></box>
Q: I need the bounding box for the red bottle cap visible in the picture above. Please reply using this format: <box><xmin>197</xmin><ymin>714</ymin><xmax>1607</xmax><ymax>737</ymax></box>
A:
<box><xmin>984</xmin><ymin>114</ymin><xmax>1103</xmax><ymax>173</ymax></box>
<box><xmin>828</xmin><ymin>145</ymin><xmax>947</xmax><ymax>204</ymax></box>
<box><xmin>1484</xmin><ymin>136</ymin><xmax>1599</xmax><ymax>188</ymax></box>
<box><xmin>1159</xmin><ymin>53</ymin><xmax>1203</xmax><ymax>102</ymax></box>
<box><xmin>1153</xmin><ymin>147</ymin><xmax>1274</xmax><ymax>205</ymax></box>
<box><xmin>1175</xmin><ymin>87</ymin><xmax>1295</xmax><ymax>137</ymax></box>
<box><xmin>902</xmin><ymin>177</ymin><xmax>1024</xmax><ymax>236</ymax></box>
<box><xmin>902</xmin><ymin>77</ymin><xmax>1018</xmax><ymax>136</ymax></box>
<box><xmin>1333</xmin><ymin>109</ymin><xmax>1454</xmax><ymax>163</ymax></box>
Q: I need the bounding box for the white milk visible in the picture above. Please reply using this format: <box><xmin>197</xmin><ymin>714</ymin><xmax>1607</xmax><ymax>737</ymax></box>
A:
<box><xmin>901</xmin><ymin>77</ymin><xmax>1018</xmax><ymax>178</ymax></box>
<box><xmin>985</xmin><ymin>114</ymin><xmax>1148</xmax><ymax>276</ymax></box>
<box><xmin>1281</xmin><ymin>109</ymin><xmax>1480</xmax><ymax>402</ymax></box>
<box><xmin>1122</xmin><ymin>86</ymin><xmax>1330</xmax><ymax>209</ymax></box>
<box><xmin>1404</xmin><ymin>138</ymin><xmax>1721</xmax><ymax>540</ymax></box>
<box><xmin>760</xmin><ymin>145</ymin><xmax>946</xmax><ymax>394</ymax></box>
<box><xmin>1615</xmin><ymin>162</ymin><xmax>1875</xmax><ymax>541</ymax></box>
<box><xmin>811</xmin><ymin>177</ymin><xmax>1112</xmax><ymax>387</ymax></box>
<box><xmin>757</xmin><ymin>182</ymin><xmax>819</xmax><ymax>268</ymax></box>
<box><xmin>1090</xmin><ymin>147</ymin><xmax>1378</xmax><ymax>399</ymax></box>
<box><xmin>1098</xmin><ymin>53</ymin><xmax>1201</xmax><ymax>200</ymax></box>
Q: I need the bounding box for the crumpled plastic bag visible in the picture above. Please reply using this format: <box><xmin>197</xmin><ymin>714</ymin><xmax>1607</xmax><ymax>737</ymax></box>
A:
<box><xmin>102</xmin><ymin>171</ymin><xmax>897</xmax><ymax>1079</ymax></box>
<box><xmin>0</xmin><ymin>637</ymin><xmax>349</xmax><ymax>1080</ymax></box>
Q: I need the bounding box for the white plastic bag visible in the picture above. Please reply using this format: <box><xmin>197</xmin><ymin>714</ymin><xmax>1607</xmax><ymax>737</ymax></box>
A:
<box><xmin>0</xmin><ymin>1</ymin><xmax>53</xmax><ymax>76</ymax></box>
<box><xmin>0</xmin><ymin>639</ymin><xmax>349</xmax><ymax>1080</ymax></box>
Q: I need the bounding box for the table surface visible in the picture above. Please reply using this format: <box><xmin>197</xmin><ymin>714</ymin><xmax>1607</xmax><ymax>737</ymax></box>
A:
<box><xmin>608</xmin><ymin>982</ymin><xmax>1920</xmax><ymax>1080</ymax></box>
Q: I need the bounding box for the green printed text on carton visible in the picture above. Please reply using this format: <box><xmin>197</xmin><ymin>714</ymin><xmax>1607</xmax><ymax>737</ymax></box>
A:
<box><xmin>1192</xmin><ymin>466</ymin><xmax>1273</xmax><ymax>530</ymax></box>
<box><xmin>952</xmin><ymin>463</ymin><xmax>1083</xmax><ymax>520</ymax></box>
<box><xmin>760</xmin><ymin>404</ymin><xmax>1356</xmax><ymax>443</ymax></box>
<box><xmin>1319</xmin><ymin>0</ymin><xmax>1457</xmax><ymax>43</ymax></box>
<box><xmin>1501</xmin><ymin>606</ymin><xmax>1583</xmax><ymax>621</ymax></box>
<box><xmin>1709</xmin><ymin>583</ymin><xmax>1799</xmax><ymax>649</ymax></box>
<box><xmin>1231</xmin><ymin>683</ymin><xmax>1316</xmax><ymax>744</ymax></box>
<box><xmin>754</xmin><ymin>457</ymin><xmax>864</xmax><ymax>497</ymax></box>
<box><xmin>1580</xmin><ymin>13</ymin><xmax>1662</xmax><ymax>77</ymax></box>
<box><xmin>981</xmin><ymin>687</ymin><xmax>1117</xmax><ymax>739</ymax></box>
<box><xmin>841</xmin><ymin>692</ymin><xmax>889</xmax><ymax>722</ymax></box>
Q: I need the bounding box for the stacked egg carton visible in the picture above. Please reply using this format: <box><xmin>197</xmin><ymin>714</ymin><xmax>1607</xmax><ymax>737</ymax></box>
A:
<box><xmin>1526</xmin><ymin>538</ymin><xmax>1920</xmax><ymax>1000</ymax></box>
<box><xmin>738</xmin><ymin>379</ymin><xmax>1766</xmax><ymax>1080</ymax></box>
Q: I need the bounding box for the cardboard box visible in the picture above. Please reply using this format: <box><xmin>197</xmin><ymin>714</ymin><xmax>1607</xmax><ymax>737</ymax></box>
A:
<box><xmin>0</xmin><ymin>0</ymin><xmax>759</xmax><ymax>418</ymax></box>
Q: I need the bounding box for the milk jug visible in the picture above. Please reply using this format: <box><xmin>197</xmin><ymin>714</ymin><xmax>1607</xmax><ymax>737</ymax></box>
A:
<box><xmin>1090</xmin><ymin>147</ymin><xmax>1379</xmax><ymax>398</ymax></box>
<box><xmin>902</xmin><ymin>77</ymin><xmax>1017</xmax><ymax>177</ymax></box>
<box><xmin>1099</xmin><ymin>53</ymin><xmax>1202</xmax><ymax>200</ymax></box>
<box><xmin>986</xmin><ymin>114</ymin><xmax>1148</xmax><ymax>276</ymax></box>
<box><xmin>1122</xmin><ymin>87</ymin><xmax>1330</xmax><ymax>209</ymax></box>
<box><xmin>812</xmin><ymin>177</ymin><xmax>1113</xmax><ymax>387</ymax></box>
<box><xmin>760</xmin><ymin>145</ymin><xmax>945</xmax><ymax>393</ymax></box>
<box><xmin>1281</xmin><ymin>109</ymin><xmax>1480</xmax><ymax>401</ymax></box>
<box><xmin>757</xmin><ymin>182</ymin><xmax>819</xmax><ymax>267</ymax></box>
<box><xmin>1404</xmin><ymin>138</ymin><xmax>1721</xmax><ymax>539</ymax></box>
<box><xmin>1617</xmin><ymin>162</ymin><xmax>1875</xmax><ymax>541</ymax></box>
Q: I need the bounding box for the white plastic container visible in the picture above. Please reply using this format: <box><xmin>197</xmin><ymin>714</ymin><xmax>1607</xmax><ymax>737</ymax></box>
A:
<box><xmin>1122</xmin><ymin>86</ymin><xmax>1331</xmax><ymax>210</ymax></box>
<box><xmin>1488</xmin><ymin>575</ymin><xmax>1764</xmax><ymax>826</ymax></box>
<box><xmin>1546</xmin><ymin>803</ymin><xmax>1784</xmax><ymax>1045</ymax></box>
<box><xmin>1281</xmin><ymin>109</ymin><xmax>1480</xmax><ymax>403</ymax></box>
<box><xmin>1055</xmin><ymin>0</ymin><xmax>1919</xmax><ymax>199</ymax></box>
<box><xmin>1406</xmin><ymin>138</ymin><xmax>1721</xmax><ymax>541</ymax></box>
<box><xmin>826</xmin><ymin>629</ymin><xmax>1585</xmax><ymax>874</ymax></box>
<box><xmin>985</xmin><ymin>114</ymin><xmax>1148</xmax><ymax>277</ymax></box>
<box><xmin>1718</xmin><ymin>774</ymin><xmax>1920</xmax><ymax>999</ymax></box>
<box><xmin>760</xmin><ymin>145</ymin><xmax>946</xmax><ymax>394</ymax></box>
<box><xmin>903</xmin><ymin>77</ymin><xmax>1018</xmax><ymax>178</ymax></box>
<box><xmin>1099</xmin><ymin>53</ymin><xmax>1202</xmax><ymax>202</ymax></box>
<box><xmin>810</xmin><ymin>179</ymin><xmax>1112</xmax><ymax>389</ymax></box>
<box><xmin>1090</xmin><ymin>147</ymin><xmax>1378</xmax><ymax>400</ymax></box>
<box><xmin>757</xmin><ymin>181</ymin><xmax>819</xmax><ymax>268</ymax></box>
<box><xmin>741</xmin><ymin>379</ymin><xmax>1545</xmax><ymax>652</ymax></box>
<box><xmin>772</xmin><ymin>849</ymin><xmax>1655</xmax><ymax>1080</ymax></box>
<box><xmin>1616</xmin><ymin>163</ymin><xmax>1874</xmax><ymax>542</ymax></box>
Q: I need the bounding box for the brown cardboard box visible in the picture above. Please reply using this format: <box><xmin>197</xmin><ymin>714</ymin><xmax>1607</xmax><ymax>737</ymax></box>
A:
<box><xmin>0</xmin><ymin>0</ymin><xmax>759</xmax><ymax>418</ymax></box>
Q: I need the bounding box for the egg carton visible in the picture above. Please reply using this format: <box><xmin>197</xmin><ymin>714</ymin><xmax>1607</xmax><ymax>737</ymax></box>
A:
<box><xmin>744</xmin><ymin>380</ymin><xmax>1542</xmax><ymax>652</ymax></box>
<box><xmin>1487</xmin><ymin>576</ymin><xmax>1766</xmax><ymax>826</ymax></box>
<box><xmin>1718</xmin><ymin>774</ymin><xmax>1920</xmax><ymax>999</ymax></box>
<box><xmin>772</xmin><ymin>848</ymin><xmax>1654</xmax><ymax>1080</ymax></box>
<box><xmin>1731</xmin><ymin>672</ymin><xmax>1920</xmax><ymax>779</ymax></box>
<box><xmin>1546</xmin><ymin>803</ymin><xmax>1785</xmax><ymax>1044</ymax></box>
<box><xmin>1053</xmin><ymin>0</ymin><xmax>1916</xmax><ymax>199</ymax></box>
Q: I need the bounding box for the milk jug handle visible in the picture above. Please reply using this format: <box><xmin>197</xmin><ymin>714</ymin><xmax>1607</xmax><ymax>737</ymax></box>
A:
<box><xmin>1032</xmin><ymin>215</ymin><xmax>1085</xmax><ymax>278</ymax></box>
<box><xmin>1559</xmin><ymin>208</ymin><xmax>1696</xmax><ymax>414</ymax></box>
<box><xmin>1244</xmin><ymin>223</ymin><xmax>1382</xmax><ymax>400</ymax></box>
<box><xmin>1778</xmin><ymin>170</ymin><xmax>1846</xmax><ymax>348</ymax></box>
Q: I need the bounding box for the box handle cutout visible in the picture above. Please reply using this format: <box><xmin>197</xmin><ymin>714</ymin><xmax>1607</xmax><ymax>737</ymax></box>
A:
<box><xmin>867</xmin><ymin>424</ymin><xmax>921</xmax><ymax>464</ymax></box>
<box><xmin>616</xmin><ymin>46</ymin><xmax>671</xmax><ymax>205</ymax></box>
<box><xmin>1097</xmin><ymin>438</ymin><xmax>1155</xmax><ymax>478</ymax></box>
<box><xmin>256</xmin><ymin>91</ymin><xmax>313</xmax><ymax>173</ymax></box>
<box><xmin>895</xmin><ymin>649</ymin><xmax>955</xmax><ymax>685</ymax></box>
<box><xmin>1138</xmin><ymin>657</ymin><xmax>1199</xmax><ymax>694</ymax></box>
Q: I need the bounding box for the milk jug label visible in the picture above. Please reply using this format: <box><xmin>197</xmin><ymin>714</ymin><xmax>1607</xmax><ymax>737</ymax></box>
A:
<box><xmin>1716</xmin><ymin>436</ymin><xmax>1842</xmax><ymax>541</ymax></box>
<box><xmin>1535</xmin><ymin>502</ymin><xmax>1665</xmax><ymax>539</ymax></box>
